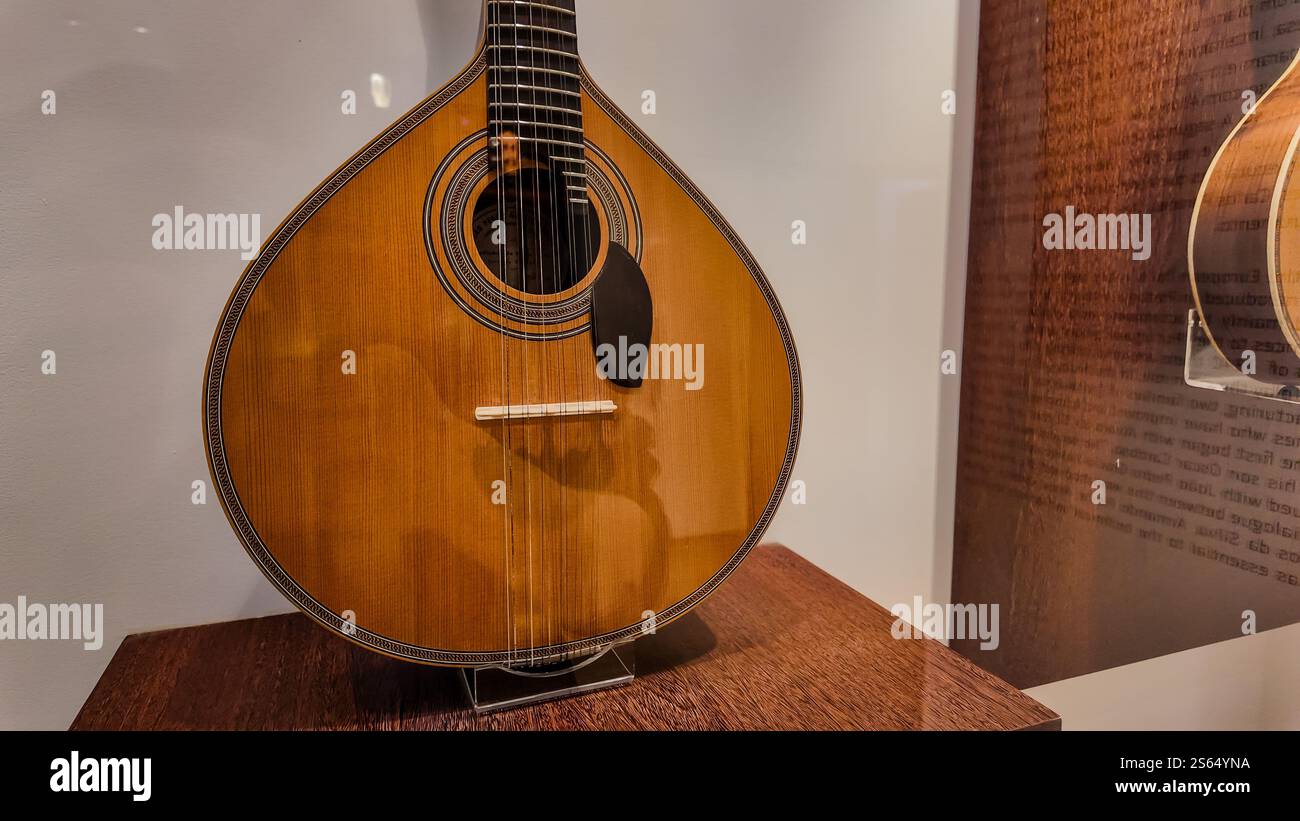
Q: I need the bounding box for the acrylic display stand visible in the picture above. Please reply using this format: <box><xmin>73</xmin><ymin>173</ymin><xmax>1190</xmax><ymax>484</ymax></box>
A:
<box><xmin>1184</xmin><ymin>309</ymin><xmax>1300</xmax><ymax>403</ymax></box>
<box><xmin>459</xmin><ymin>642</ymin><xmax>636</xmax><ymax>713</ymax></box>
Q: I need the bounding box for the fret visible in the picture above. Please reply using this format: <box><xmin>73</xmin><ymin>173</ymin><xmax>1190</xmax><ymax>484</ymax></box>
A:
<box><xmin>489</xmin><ymin>83</ymin><xmax>582</xmax><ymax>100</ymax></box>
<box><xmin>489</xmin><ymin>33</ymin><xmax>578</xmax><ymax>54</ymax></box>
<box><xmin>490</xmin><ymin>119</ymin><xmax>584</xmax><ymax>134</ymax></box>
<box><xmin>489</xmin><ymin>135</ymin><xmax>586</xmax><ymax>168</ymax></box>
<box><xmin>487</xmin><ymin>44</ymin><xmax>579</xmax><ymax>61</ymax></box>
<box><xmin>503</xmin><ymin>134</ymin><xmax>586</xmax><ymax>151</ymax></box>
<box><xmin>489</xmin><ymin>64</ymin><xmax>581</xmax><ymax>81</ymax></box>
<box><xmin>487</xmin><ymin>0</ymin><xmax>576</xmax><ymax>17</ymax></box>
<box><xmin>489</xmin><ymin>22</ymin><xmax>576</xmax><ymax>39</ymax></box>
<box><xmin>489</xmin><ymin>100</ymin><xmax>582</xmax><ymax>116</ymax></box>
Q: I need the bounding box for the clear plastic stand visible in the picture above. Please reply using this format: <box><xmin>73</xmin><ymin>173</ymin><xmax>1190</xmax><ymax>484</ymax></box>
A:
<box><xmin>459</xmin><ymin>642</ymin><xmax>636</xmax><ymax>714</ymax></box>
<box><xmin>1184</xmin><ymin>309</ymin><xmax>1300</xmax><ymax>403</ymax></box>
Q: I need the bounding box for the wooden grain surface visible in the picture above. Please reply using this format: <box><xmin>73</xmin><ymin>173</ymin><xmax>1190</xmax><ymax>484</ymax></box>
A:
<box><xmin>952</xmin><ymin>0</ymin><xmax>1300</xmax><ymax>687</ymax></box>
<box><xmin>70</xmin><ymin>546</ymin><xmax>1059</xmax><ymax>731</ymax></box>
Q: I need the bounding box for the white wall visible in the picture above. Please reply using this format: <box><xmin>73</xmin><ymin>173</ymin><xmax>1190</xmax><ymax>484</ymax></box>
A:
<box><xmin>575</xmin><ymin>0</ymin><xmax>978</xmax><ymax>617</ymax></box>
<box><xmin>0</xmin><ymin>0</ymin><xmax>977</xmax><ymax>729</ymax></box>
<box><xmin>1027</xmin><ymin>623</ymin><xmax>1300</xmax><ymax>730</ymax></box>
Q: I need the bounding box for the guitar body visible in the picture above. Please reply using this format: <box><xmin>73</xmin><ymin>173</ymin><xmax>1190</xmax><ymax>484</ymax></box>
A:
<box><xmin>204</xmin><ymin>7</ymin><xmax>800</xmax><ymax>666</ymax></box>
<box><xmin>1191</xmin><ymin>51</ymin><xmax>1300</xmax><ymax>381</ymax></box>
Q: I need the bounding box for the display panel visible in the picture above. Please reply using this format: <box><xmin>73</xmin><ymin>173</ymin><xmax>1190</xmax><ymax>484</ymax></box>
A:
<box><xmin>953</xmin><ymin>0</ymin><xmax>1300</xmax><ymax>685</ymax></box>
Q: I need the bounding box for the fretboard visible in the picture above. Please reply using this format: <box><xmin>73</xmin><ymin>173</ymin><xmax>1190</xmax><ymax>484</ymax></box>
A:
<box><xmin>486</xmin><ymin>0</ymin><xmax>587</xmax><ymax>205</ymax></box>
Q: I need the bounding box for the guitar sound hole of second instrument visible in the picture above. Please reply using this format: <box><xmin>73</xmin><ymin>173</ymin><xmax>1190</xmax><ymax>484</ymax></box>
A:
<box><xmin>471</xmin><ymin>169</ymin><xmax>602</xmax><ymax>296</ymax></box>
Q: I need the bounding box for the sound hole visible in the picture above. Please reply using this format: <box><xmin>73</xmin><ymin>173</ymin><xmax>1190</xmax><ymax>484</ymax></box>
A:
<box><xmin>471</xmin><ymin>168</ymin><xmax>601</xmax><ymax>295</ymax></box>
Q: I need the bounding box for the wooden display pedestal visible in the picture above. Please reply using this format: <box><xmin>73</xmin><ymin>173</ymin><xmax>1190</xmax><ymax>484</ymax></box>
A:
<box><xmin>71</xmin><ymin>546</ymin><xmax>1059</xmax><ymax>731</ymax></box>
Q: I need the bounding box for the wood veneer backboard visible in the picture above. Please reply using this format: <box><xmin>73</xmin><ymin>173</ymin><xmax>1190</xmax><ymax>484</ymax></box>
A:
<box><xmin>952</xmin><ymin>0</ymin><xmax>1300</xmax><ymax>686</ymax></box>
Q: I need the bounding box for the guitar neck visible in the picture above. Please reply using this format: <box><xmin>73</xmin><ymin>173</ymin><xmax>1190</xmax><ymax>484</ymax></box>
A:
<box><xmin>485</xmin><ymin>0</ymin><xmax>586</xmax><ymax>184</ymax></box>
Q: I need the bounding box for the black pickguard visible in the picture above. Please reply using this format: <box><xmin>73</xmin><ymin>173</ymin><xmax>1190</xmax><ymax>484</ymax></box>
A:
<box><xmin>590</xmin><ymin>242</ymin><xmax>653</xmax><ymax>389</ymax></box>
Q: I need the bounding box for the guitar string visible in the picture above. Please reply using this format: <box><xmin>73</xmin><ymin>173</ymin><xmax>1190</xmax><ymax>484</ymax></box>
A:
<box><xmin>557</xmin><ymin>0</ymin><xmax>583</xmax><ymax>656</ymax></box>
<box><xmin>524</xmin><ymin>2</ymin><xmax>552</xmax><ymax>661</ymax></box>
<box><xmin>551</xmin><ymin>0</ymin><xmax>573</xmax><ymax>653</ymax></box>
<box><xmin>508</xmin><ymin>14</ymin><xmax>537</xmax><ymax>663</ymax></box>
<box><xmin>571</xmin><ymin>0</ymin><xmax>585</xmax><ymax>660</ymax></box>
<box><xmin>561</xmin><ymin>2</ymin><xmax>581</xmax><ymax>653</ymax></box>
<box><xmin>556</xmin><ymin>0</ymin><xmax>575</xmax><ymax>655</ymax></box>
<box><xmin>491</xmin><ymin>4</ymin><xmax>515</xmax><ymax>666</ymax></box>
<box><xmin>527</xmin><ymin>0</ymin><xmax>548</xmax><ymax>654</ymax></box>
<box><xmin>497</xmin><ymin>0</ymin><xmax>585</xmax><ymax>663</ymax></box>
<box><xmin>501</xmin><ymin>0</ymin><xmax>584</xmax><ymax>663</ymax></box>
<box><xmin>538</xmin><ymin>1</ymin><xmax>561</xmax><ymax>651</ymax></box>
<box><xmin>573</xmin><ymin>0</ymin><xmax>600</xmax><ymax>651</ymax></box>
<box><xmin>556</xmin><ymin>0</ymin><xmax>578</xmax><ymax>652</ymax></box>
<box><xmin>542</xmin><ymin>0</ymin><xmax>562</xmax><ymax>653</ymax></box>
